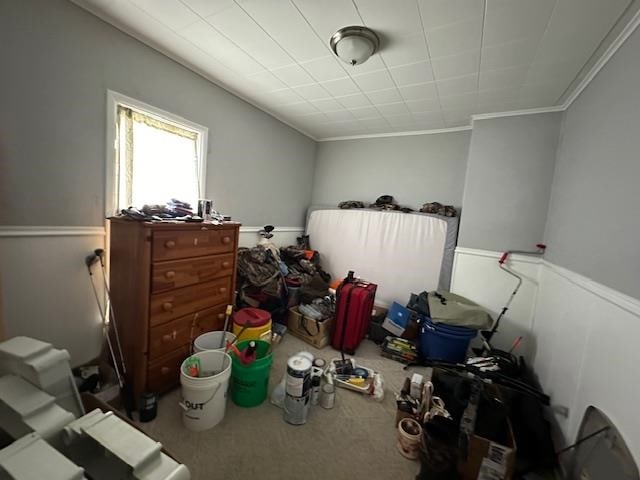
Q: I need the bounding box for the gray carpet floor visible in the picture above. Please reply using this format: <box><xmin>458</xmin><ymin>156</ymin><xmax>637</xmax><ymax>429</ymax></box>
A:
<box><xmin>137</xmin><ymin>335</ymin><xmax>429</xmax><ymax>480</ymax></box>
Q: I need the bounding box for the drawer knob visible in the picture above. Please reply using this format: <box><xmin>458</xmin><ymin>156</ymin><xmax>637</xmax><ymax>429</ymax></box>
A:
<box><xmin>162</xmin><ymin>330</ymin><xmax>177</xmax><ymax>343</ymax></box>
<box><xmin>217</xmin><ymin>313</ymin><xmax>225</xmax><ymax>320</ymax></box>
<box><xmin>162</xmin><ymin>302</ymin><xmax>173</xmax><ymax>312</ymax></box>
<box><xmin>219</xmin><ymin>287</ymin><xmax>227</xmax><ymax>294</ymax></box>
<box><xmin>161</xmin><ymin>366</ymin><xmax>170</xmax><ymax>375</ymax></box>
<box><xmin>222</xmin><ymin>261</ymin><xmax>230</xmax><ymax>268</ymax></box>
<box><xmin>165</xmin><ymin>271</ymin><xmax>175</xmax><ymax>280</ymax></box>
<box><xmin>222</xmin><ymin>236</ymin><xmax>231</xmax><ymax>244</ymax></box>
<box><xmin>165</xmin><ymin>240</ymin><xmax>176</xmax><ymax>249</ymax></box>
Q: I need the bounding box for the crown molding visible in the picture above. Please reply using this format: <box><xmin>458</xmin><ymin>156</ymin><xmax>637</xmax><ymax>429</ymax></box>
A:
<box><xmin>471</xmin><ymin>105</ymin><xmax>565</xmax><ymax>123</ymax></box>
<box><xmin>559</xmin><ymin>5</ymin><xmax>640</xmax><ymax>110</ymax></box>
<box><xmin>317</xmin><ymin>125</ymin><xmax>472</xmax><ymax>142</ymax></box>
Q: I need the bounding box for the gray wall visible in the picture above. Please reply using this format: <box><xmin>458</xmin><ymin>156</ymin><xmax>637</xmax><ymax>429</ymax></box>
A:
<box><xmin>544</xmin><ymin>27</ymin><xmax>640</xmax><ymax>299</ymax></box>
<box><xmin>458</xmin><ymin>113</ymin><xmax>562</xmax><ymax>252</ymax></box>
<box><xmin>0</xmin><ymin>0</ymin><xmax>316</xmax><ymax>227</ymax></box>
<box><xmin>311</xmin><ymin>131</ymin><xmax>471</xmax><ymax>210</ymax></box>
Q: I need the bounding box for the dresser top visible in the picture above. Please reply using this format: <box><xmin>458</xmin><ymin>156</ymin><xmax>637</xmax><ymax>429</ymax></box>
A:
<box><xmin>108</xmin><ymin>217</ymin><xmax>241</xmax><ymax>230</ymax></box>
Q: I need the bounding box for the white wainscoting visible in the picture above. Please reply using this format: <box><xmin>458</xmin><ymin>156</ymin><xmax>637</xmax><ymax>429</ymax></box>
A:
<box><xmin>237</xmin><ymin>226</ymin><xmax>304</xmax><ymax>248</ymax></box>
<box><xmin>451</xmin><ymin>247</ymin><xmax>543</xmax><ymax>360</ymax></box>
<box><xmin>532</xmin><ymin>262</ymin><xmax>640</xmax><ymax>464</ymax></box>
<box><xmin>0</xmin><ymin>227</ymin><xmax>106</xmax><ymax>366</ymax></box>
<box><xmin>452</xmin><ymin>247</ymin><xmax>640</xmax><ymax>464</ymax></box>
<box><xmin>0</xmin><ymin>225</ymin><xmax>304</xmax><ymax>367</ymax></box>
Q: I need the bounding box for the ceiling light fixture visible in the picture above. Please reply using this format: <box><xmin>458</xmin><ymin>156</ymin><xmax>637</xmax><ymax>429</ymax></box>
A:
<box><xmin>330</xmin><ymin>26</ymin><xmax>380</xmax><ymax>66</ymax></box>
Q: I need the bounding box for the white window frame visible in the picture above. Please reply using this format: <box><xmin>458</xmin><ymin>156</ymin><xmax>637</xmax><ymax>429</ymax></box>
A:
<box><xmin>105</xmin><ymin>90</ymin><xmax>208</xmax><ymax>217</ymax></box>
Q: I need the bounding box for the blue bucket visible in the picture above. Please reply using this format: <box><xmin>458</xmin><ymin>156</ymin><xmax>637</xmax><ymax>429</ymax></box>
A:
<box><xmin>419</xmin><ymin>318</ymin><xmax>477</xmax><ymax>363</ymax></box>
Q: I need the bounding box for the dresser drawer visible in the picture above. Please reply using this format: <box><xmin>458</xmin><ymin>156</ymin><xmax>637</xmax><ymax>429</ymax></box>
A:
<box><xmin>192</xmin><ymin>304</ymin><xmax>228</xmax><ymax>337</ymax></box>
<box><xmin>149</xmin><ymin>316</ymin><xmax>193</xmax><ymax>361</ymax></box>
<box><xmin>148</xmin><ymin>304</ymin><xmax>228</xmax><ymax>359</ymax></box>
<box><xmin>151</xmin><ymin>253</ymin><xmax>234</xmax><ymax>293</ymax></box>
<box><xmin>147</xmin><ymin>346</ymin><xmax>189</xmax><ymax>394</ymax></box>
<box><xmin>152</xmin><ymin>228</ymin><xmax>235</xmax><ymax>261</ymax></box>
<box><xmin>149</xmin><ymin>277</ymin><xmax>231</xmax><ymax>326</ymax></box>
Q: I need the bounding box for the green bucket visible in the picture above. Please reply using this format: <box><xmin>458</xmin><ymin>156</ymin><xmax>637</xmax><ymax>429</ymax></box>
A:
<box><xmin>230</xmin><ymin>340</ymin><xmax>273</xmax><ymax>407</ymax></box>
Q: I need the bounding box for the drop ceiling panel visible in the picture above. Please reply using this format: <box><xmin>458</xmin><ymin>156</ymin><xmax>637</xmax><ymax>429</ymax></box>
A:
<box><xmin>71</xmin><ymin>0</ymin><xmax>638</xmax><ymax>139</ymax></box>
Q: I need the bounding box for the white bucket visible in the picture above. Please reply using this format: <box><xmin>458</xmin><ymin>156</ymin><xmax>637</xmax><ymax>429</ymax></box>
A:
<box><xmin>179</xmin><ymin>350</ymin><xmax>232</xmax><ymax>431</ymax></box>
<box><xmin>193</xmin><ymin>331</ymin><xmax>236</xmax><ymax>353</ymax></box>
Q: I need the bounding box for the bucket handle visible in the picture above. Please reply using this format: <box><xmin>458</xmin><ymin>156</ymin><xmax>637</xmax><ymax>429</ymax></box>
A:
<box><xmin>179</xmin><ymin>382</ymin><xmax>222</xmax><ymax>411</ymax></box>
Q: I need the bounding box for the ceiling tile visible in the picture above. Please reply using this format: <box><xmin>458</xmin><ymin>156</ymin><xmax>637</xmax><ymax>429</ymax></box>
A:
<box><xmin>385</xmin><ymin>114</ymin><xmax>415</xmax><ymax>128</ymax></box>
<box><xmin>365</xmin><ymin>88</ymin><xmax>403</xmax><ymax>104</ymax></box>
<box><xmin>531</xmin><ymin>0</ymin><xmax>630</xmax><ymax>65</ymax></box>
<box><xmin>205</xmin><ymin>4</ymin><xmax>272</xmax><ymax>45</ymax></box>
<box><xmin>426</xmin><ymin>17</ymin><xmax>483</xmax><ymax>58</ymax></box>
<box><xmin>431</xmin><ymin>50</ymin><xmax>480</xmax><ymax>80</ymax></box>
<box><xmin>246</xmin><ymin>70</ymin><xmax>288</xmax><ymax>91</ymax></box>
<box><xmin>376</xmin><ymin>102</ymin><xmax>410</xmax><ymax>116</ymax></box>
<box><xmin>271</xmin><ymin>63</ymin><xmax>316</xmax><ymax>87</ymax></box>
<box><xmin>411</xmin><ymin>110</ymin><xmax>444</xmax><ymax>126</ymax></box>
<box><xmin>359</xmin><ymin>116</ymin><xmax>390</xmax><ymax>128</ymax></box>
<box><xmin>389</xmin><ymin>61</ymin><xmax>434</xmax><ymax>86</ymax></box>
<box><xmin>278</xmin><ymin>101</ymin><xmax>318</xmax><ymax>115</ymax></box>
<box><xmin>241</xmin><ymin>40</ymin><xmax>293</xmax><ymax>69</ymax></box>
<box><xmin>480</xmin><ymin>38</ymin><xmax>540</xmax><ymax>70</ymax></box>
<box><xmin>131</xmin><ymin>0</ymin><xmax>200</xmax><ymax>30</ymax></box>
<box><xmin>291</xmin><ymin>0</ymin><xmax>362</xmax><ymax>45</ymax></box>
<box><xmin>524</xmin><ymin>61</ymin><xmax>579</xmax><ymax>90</ymax></box>
<box><xmin>321</xmin><ymin>77</ymin><xmax>361</xmax><ymax>96</ymax></box>
<box><xmin>380</xmin><ymin>33</ymin><xmax>430</xmax><ymax>67</ymax></box>
<box><xmin>477</xmin><ymin>86</ymin><xmax>521</xmax><ymax>104</ymax></box>
<box><xmin>436</xmin><ymin>73</ymin><xmax>478</xmax><ymax>96</ymax></box>
<box><xmin>269</xmin><ymin>32</ymin><xmax>330</xmax><ymax>62</ymax></box>
<box><xmin>336</xmin><ymin>93</ymin><xmax>372</xmax><ymax>109</ymax></box>
<box><xmin>293</xmin><ymin>83</ymin><xmax>332</xmax><ymax>101</ymax></box>
<box><xmin>483</xmin><ymin>0</ymin><xmax>556</xmax><ymax>47</ymax></box>
<box><xmin>237</xmin><ymin>0</ymin><xmax>330</xmax><ymax>60</ymax></box>
<box><xmin>179</xmin><ymin>20</ymin><xmax>264</xmax><ymax>74</ymax></box>
<box><xmin>406</xmin><ymin>98</ymin><xmax>441</xmax><ymax>113</ymax></box>
<box><xmin>439</xmin><ymin>92</ymin><xmax>477</xmax><ymax>110</ymax></box>
<box><xmin>352</xmin><ymin>70</ymin><xmax>396</xmax><ymax>92</ymax></box>
<box><xmin>350</xmin><ymin>106</ymin><xmax>382</xmax><ymax>119</ymax></box>
<box><xmin>266</xmin><ymin>88</ymin><xmax>305</xmax><ymax>105</ymax></box>
<box><xmin>300</xmin><ymin>56</ymin><xmax>348</xmax><ymax>82</ymax></box>
<box><xmin>323</xmin><ymin>109</ymin><xmax>357</xmax><ymax>122</ymax></box>
<box><xmin>417</xmin><ymin>0</ymin><xmax>485</xmax><ymax>30</ymax></box>
<box><xmin>355</xmin><ymin>0</ymin><xmax>424</xmax><ymax>37</ymax></box>
<box><xmin>480</xmin><ymin>65</ymin><xmax>529</xmax><ymax>91</ymax></box>
<box><xmin>310</xmin><ymin>97</ymin><xmax>345</xmax><ymax>113</ymax></box>
<box><xmin>399</xmin><ymin>82</ymin><xmax>438</xmax><ymax>101</ymax></box>
<box><xmin>180</xmin><ymin>0</ymin><xmax>234</xmax><ymax>17</ymax></box>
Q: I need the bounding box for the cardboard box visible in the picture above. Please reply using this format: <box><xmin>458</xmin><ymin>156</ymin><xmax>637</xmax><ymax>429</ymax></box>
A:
<box><xmin>431</xmin><ymin>369</ymin><xmax>516</xmax><ymax>480</ymax></box>
<box><xmin>287</xmin><ymin>307</ymin><xmax>333</xmax><ymax>349</ymax></box>
<box><xmin>459</xmin><ymin>426</ymin><xmax>516</xmax><ymax>480</ymax></box>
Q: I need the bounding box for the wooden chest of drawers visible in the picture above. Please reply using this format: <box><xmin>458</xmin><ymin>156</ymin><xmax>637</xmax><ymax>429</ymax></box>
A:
<box><xmin>108</xmin><ymin>218</ymin><xmax>240</xmax><ymax>405</ymax></box>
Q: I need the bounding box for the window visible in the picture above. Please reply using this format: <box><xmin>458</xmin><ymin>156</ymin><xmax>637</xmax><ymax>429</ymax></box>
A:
<box><xmin>106</xmin><ymin>91</ymin><xmax>207</xmax><ymax>216</ymax></box>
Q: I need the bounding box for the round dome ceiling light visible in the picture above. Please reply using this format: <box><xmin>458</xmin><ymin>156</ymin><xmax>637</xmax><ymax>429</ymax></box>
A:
<box><xmin>330</xmin><ymin>26</ymin><xmax>380</xmax><ymax>66</ymax></box>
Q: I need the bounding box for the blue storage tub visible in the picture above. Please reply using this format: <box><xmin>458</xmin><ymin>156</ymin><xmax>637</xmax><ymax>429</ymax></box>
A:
<box><xmin>419</xmin><ymin>318</ymin><xmax>477</xmax><ymax>363</ymax></box>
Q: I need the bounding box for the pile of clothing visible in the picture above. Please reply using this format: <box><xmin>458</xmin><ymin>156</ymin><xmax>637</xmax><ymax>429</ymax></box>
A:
<box><xmin>337</xmin><ymin>195</ymin><xmax>458</xmax><ymax>217</ymax></box>
<box><xmin>236</xmin><ymin>238</ymin><xmax>333</xmax><ymax>322</ymax></box>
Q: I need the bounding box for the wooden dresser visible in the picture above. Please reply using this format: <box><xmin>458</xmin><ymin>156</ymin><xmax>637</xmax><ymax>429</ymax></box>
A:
<box><xmin>108</xmin><ymin>218</ymin><xmax>240</xmax><ymax>405</ymax></box>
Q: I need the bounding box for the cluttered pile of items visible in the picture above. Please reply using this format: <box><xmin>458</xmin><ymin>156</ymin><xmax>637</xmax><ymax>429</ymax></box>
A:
<box><xmin>368</xmin><ymin>246</ymin><xmax>558</xmax><ymax>479</ymax></box>
<box><xmin>338</xmin><ymin>194</ymin><xmax>458</xmax><ymax>217</ymax></box>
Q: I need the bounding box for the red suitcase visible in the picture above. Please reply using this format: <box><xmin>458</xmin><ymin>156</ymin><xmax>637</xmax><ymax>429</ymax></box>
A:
<box><xmin>332</xmin><ymin>271</ymin><xmax>377</xmax><ymax>354</ymax></box>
